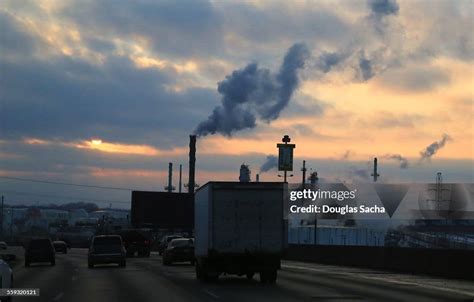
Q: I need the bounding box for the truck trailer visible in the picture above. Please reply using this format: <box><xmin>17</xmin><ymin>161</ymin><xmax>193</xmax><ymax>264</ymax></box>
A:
<box><xmin>131</xmin><ymin>191</ymin><xmax>194</xmax><ymax>232</ymax></box>
<box><xmin>194</xmin><ymin>182</ymin><xmax>286</xmax><ymax>283</ymax></box>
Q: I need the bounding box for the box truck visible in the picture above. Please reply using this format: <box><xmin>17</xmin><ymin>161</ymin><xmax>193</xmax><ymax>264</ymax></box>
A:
<box><xmin>194</xmin><ymin>182</ymin><xmax>286</xmax><ymax>283</ymax></box>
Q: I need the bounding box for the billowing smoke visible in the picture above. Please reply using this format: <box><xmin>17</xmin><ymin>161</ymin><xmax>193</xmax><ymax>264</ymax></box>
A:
<box><xmin>194</xmin><ymin>43</ymin><xmax>310</xmax><ymax>136</ymax></box>
<box><xmin>369</xmin><ymin>0</ymin><xmax>399</xmax><ymax>17</ymax></box>
<box><xmin>420</xmin><ymin>134</ymin><xmax>451</xmax><ymax>161</ymax></box>
<box><xmin>260</xmin><ymin>155</ymin><xmax>278</xmax><ymax>173</ymax></box>
<box><xmin>316</xmin><ymin>51</ymin><xmax>347</xmax><ymax>73</ymax></box>
<box><xmin>384</xmin><ymin>154</ymin><xmax>409</xmax><ymax>169</ymax></box>
<box><xmin>349</xmin><ymin>166</ymin><xmax>370</xmax><ymax>180</ymax></box>
<box><xmin>359</xmin><ymin>55</ymin><xmax>374</xmax><ymax>81</ymax></box>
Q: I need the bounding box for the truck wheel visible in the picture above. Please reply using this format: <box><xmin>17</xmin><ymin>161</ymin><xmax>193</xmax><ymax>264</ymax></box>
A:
<box><xmin>88</xmin><ymin>261</ymin><xmax>94</xmax><ymax>268</ymax></box>
<box><xmin>51</xmin><ymin>259</ymin><xmax>56</xmax><ymax>266</ymax></box>
<box><xmin>267</xmin><ymin>270</ymin><xmax>277</xmax><ymax>284</ymax></box>
<box><xmin>259</xmin><ymin>271</ymin><xmax>267</xmax><ymax>283</ymax></box>
<box><xmin>25</xmin><ymin>260</ymin><xmax>30</xmax><ymax>267</ymax></box>
<box><xmin>246</xmin><ymin>272</ymin><xmax>254</xmax><ymax>280</ymax></box>
<box><xmin>196</xmin><ymin>263</ymin><xmax>203</xmax><ymax>280</ymax></box>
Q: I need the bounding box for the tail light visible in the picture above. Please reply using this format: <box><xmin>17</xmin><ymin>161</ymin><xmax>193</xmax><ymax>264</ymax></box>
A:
<box><xmin>144</xmin><ymin>240</ymin><xmax>150</xmax><ymax>245</ymax></box>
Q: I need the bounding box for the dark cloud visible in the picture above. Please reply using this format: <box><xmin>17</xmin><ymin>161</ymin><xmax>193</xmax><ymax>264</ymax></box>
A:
<box><xmin>60</xmin><ymin>0</ymin><xmax>224</xmax><ymax>58</ymax></box>
<box><xmin>260</xmin><ymin>155</ymin><xmax>278</xmax><ymax>173</ymax></box>
<box><xmin>0</xmin><ymin>51</ymin><xmax>218</xmax><ymax>148</ymax></box>
<box><xmin>0</xmin><ymin>11</ymin><xmax>39</xmax><ymax>56</ymax></box>
<box><xmin>194</xmin><ymin>43</ymin><xmax>310</xmax><ymax>136</ymax></box>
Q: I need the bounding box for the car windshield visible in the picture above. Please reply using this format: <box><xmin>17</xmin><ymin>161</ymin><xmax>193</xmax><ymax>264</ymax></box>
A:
<box><xmin>29</xmin><ymin>239</ymin><xmax>52</xmax><ymax>250</ymax></box>
<box><xmin>93</xmin><ymin>237</ymin><xmax>122</xmax><ymax>254</ymax></box>
<box><xmin>169</xmin><ymin>239</ymin><xmax>193</xmax><ymax>248</ymax></box>
<box><xmin>165</xmin><ymin>236</ymin><xmax>181</xmax><ymax>243</ymax></box>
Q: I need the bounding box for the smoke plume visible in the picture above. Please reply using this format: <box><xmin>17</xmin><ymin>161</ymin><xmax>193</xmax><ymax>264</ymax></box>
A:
<box><xmin>384</xmin><ymin>154</ymin><xmax>409</xmax><ymax>169</ymax></box>
<box><xmin>194</xmin><ymin>43</ymin><xmax>310</xmax><ymax>136</ymax></box>
<box><xmin>260</xmin><ymin>155</ymin><xmax>278</xmax><ymax>173</ymax></box>
<box><xmin>419</xmin><ymin>134</ymin><xmax>451</xmax><ymax>161</ymax></box>
<box><xmin>369</xmin><ymin>0</ymin><xmax>399</xmax><ymax>17</ymax></box>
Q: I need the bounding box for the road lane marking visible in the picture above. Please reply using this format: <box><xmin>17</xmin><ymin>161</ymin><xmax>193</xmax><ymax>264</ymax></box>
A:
<box><xmin>53</xmin><ymin>292</ymin><xmax>64</xmax><ymax>301</ymax></box>
<box><xmin>282</xmin><ymin>264</ymin><xmax>474</xmax><ymax>297</ymax></box>
<box><xmin>203</xmin><ymin>289</ymin><xmax>219</xmax><ymax>299</ymax></box>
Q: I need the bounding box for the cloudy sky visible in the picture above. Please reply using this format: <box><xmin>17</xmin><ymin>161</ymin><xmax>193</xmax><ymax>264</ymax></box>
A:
<box><xmin>1</xmin><ymin>0</ymin><xmax>473</xmax><ymax>207</ymax></box>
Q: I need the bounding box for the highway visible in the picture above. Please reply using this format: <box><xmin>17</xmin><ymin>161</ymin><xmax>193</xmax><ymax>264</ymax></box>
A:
<box><xmin>4</xmin><ymin>248</ymin><xmax>473</xmax><ymax>302</ymax></box>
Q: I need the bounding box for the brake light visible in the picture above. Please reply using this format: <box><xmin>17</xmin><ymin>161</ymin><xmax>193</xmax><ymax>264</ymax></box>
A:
<box><xmin>144</xmin><ymin>240</ymin><xmax>150</xmax><ymax>245</ymax></box>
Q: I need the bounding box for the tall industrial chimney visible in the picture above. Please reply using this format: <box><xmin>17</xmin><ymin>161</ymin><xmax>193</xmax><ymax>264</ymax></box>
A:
<box><xmin>179</xmin><ymin>164</ymin><xmax>182</xmax><ymax>193</ymax></box>
<box><xmin>188</xmin><ymin>135</ymin><xmax>196</xmax><ymax>193</ymax></box>
<box><xmin>167</xmin><ymin>162</ymin><xmax>173</xmax><ymax>192</ymax></box>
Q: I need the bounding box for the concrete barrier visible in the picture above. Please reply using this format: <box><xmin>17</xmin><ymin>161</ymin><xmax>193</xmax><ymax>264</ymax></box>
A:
<box><xmin>285</xmin><ymin>244</ymin><xmax>473</xmax><ymax>279</ymax></box>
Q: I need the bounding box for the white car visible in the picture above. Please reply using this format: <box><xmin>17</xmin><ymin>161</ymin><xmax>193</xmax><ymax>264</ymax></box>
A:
<box><xmin>0</xmin><ymin>259</ymin><xmax>13</xmax><ymax>302</ymax></box>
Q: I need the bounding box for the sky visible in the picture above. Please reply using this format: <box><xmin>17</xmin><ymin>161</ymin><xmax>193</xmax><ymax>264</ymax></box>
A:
<box><xmin>0</xmin><ymin>0</ymin><xmax>473</xmax><ymax>208</ymax></box>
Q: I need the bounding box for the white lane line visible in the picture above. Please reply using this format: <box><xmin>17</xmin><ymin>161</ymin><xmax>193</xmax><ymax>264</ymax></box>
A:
<box><xmin>282</xmin><ymin>264</ymin><xmax>474</xmax><ymax>297</ymax></box>
<box><xmin>53</xmin><ymin>292</ymin><xmax>64</xmax><ymax>301</ymax></box>
<box><xmin>203</xmin><ymin>289</ymin><xmax>219</xmax><ymax>299</ymax></box>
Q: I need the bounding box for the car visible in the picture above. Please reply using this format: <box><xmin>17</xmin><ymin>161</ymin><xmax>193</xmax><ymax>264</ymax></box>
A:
<box><xmin>88</xmin><ymin>235</ymin><xmax>126</xmax><ymax>268</ymax></box>
<box><xmin>25</xmin><ymin>238</ymin><xmax>56</xmax><ymax>267</ymax></box>
<box><xmin>115</xmin><ymin>229</ymin><xmax>151</xmax><ymax>257</ymax></box>
<box><xmin>162</xmin><ymin>238</ymin><xmax>194</xmax><ymax>266</ymax></box>
<box><xmin>0</xmin><ymin>259</ymin><xmax>13</xmax><ymax>302</ymax></box>
<box><xmin>53</xmin><ymin>241</ymin><xmax>68</xmax><ymax>254</ymax></box>
<box><xmin>0</xmin><ymin>242</ymin><xmax>7</xmax><ymax>250</ymax></box>
<box><xmin>158</xmin><ymin>235</ymin><xmax>182</xmax><ymax>255</ymax></box>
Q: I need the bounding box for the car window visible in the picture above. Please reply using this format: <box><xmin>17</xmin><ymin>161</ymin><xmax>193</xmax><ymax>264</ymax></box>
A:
<box><xmin>92</xmin><ymin>237</ymin><xmax>122</xmax><ymax>253</ymax></box>
<box><xmin>169</xmin><ymin>239</ymin><xmax>193</xmax><ymax>247</ymax></box>
<box><xmin>94</xmin><ymin>236</ymin><xmax>122</xmax><ymax>246</ymax></box>
<box><xmin>29</xmin><ymin>239</ymin><xmax>52</xmax><ymax>250</ymax></box>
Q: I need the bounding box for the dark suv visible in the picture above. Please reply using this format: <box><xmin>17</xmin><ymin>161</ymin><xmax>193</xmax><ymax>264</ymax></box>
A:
<box><xmin>158</xmin><ymin>235</ymin><xmax>182</xmax><ymax>255</ymax></box>
<box><xmin>162</xmin><ymin>238</ymin><xmax>194</xmax><ymax>265</ymax></box>
<box><xmin>88</xmin><ymin>235</ymin><xmax>126</xmax><ymax>268</ymax></box>
<box><xmin>25</xmin><ymin>238</ymin><xmax>56</xmax><ymax>267</ymax></box>
<box><xmin>115</xmin><ymin>229</ymin><xmax>151</xmax><ymax>257</ymax></box>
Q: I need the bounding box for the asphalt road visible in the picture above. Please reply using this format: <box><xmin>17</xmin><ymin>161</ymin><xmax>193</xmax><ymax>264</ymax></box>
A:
<box><xmin>4</xmin><ymin>248</ymin><xmax>473</xmax><ymax>302</ymax></box>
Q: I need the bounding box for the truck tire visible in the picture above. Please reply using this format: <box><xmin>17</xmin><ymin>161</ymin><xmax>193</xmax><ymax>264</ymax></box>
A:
<box><xmin>259</xmin><ymin>271</ymin><xmax>267</xmax><ymax>283</ymax></box>
<box><xmin>195</xmin><ymin>263</ymin><xmax>203</xmax><ymax>280</ymax></box>
<box><xmin>246</xmin><ymin>272</ymin><xmax>254</xmax><ymax>280</ymax></box>
<box><xmin>267</xmin><ymin>270</ymin><xmax>277</xmax><ymax>284</ymax></box>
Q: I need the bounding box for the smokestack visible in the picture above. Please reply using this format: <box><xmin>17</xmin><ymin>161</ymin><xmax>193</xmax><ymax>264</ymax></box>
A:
<box><xmin>256</xmin><ymin>174</ymin><xmax>260</xmax><ymax>182</ymax></box>
<box><xmin>188</xmin><ymin>135</ymin><xmax>196</xmax><ymax>193</ymax></box>
<box><xmin>179</xmin><ymin>164</ymin><xmax>182</xmax><ymax>193</ymax></box>
<box><xmin>371</xmin><ymin>157</ymin><xmax>380</xmax><ymax>182</ymax></box>
<box><xmin>167</xmin><ymin>162</ymin><xmax>173</xmax><ymax>193</ymax></box>
<box><xmin>301</xmin><ymin>160</ymin><xmax>307</xmax><ymax>187</ymax></box>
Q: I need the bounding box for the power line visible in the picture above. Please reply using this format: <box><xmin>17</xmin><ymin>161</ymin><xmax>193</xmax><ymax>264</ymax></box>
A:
<box><xmin>0</xmin><ymin>176</ymin><xmax>134</xmax><ymax>191</ymax></box>
<box><xmin>0</xmin><ymin>190</ymin><xmax>130</xmax><ymax>204</ymax></box>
